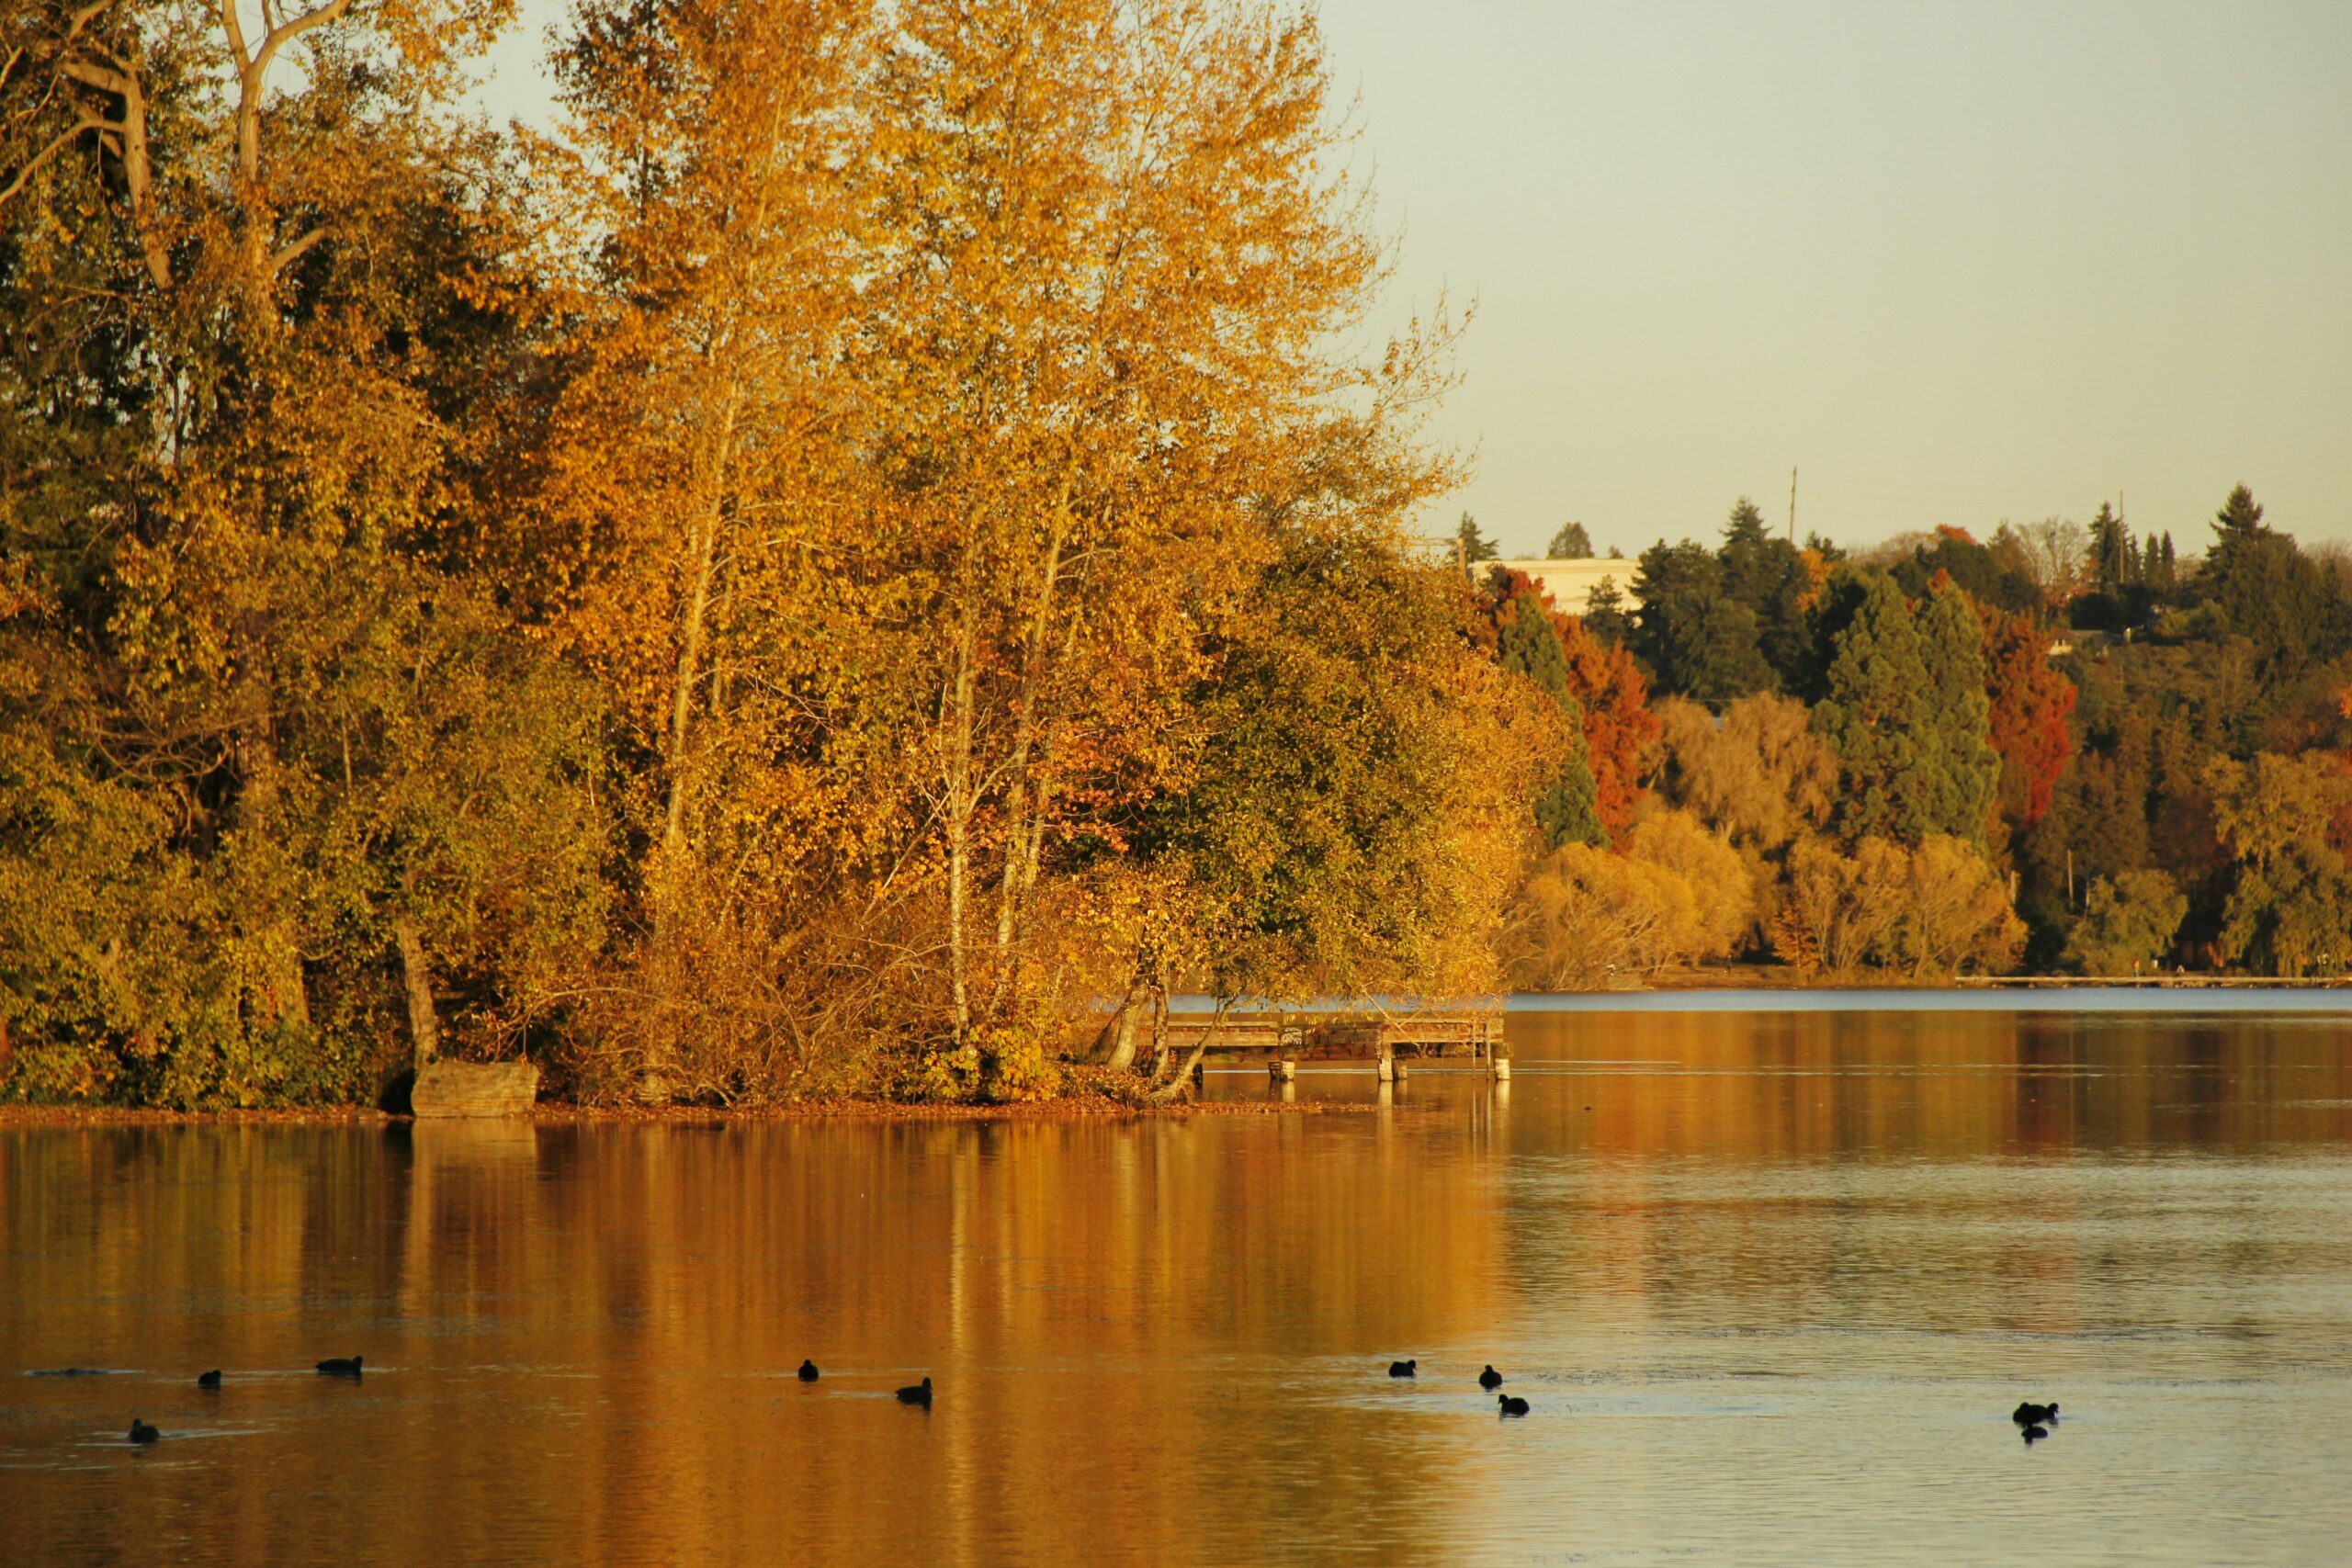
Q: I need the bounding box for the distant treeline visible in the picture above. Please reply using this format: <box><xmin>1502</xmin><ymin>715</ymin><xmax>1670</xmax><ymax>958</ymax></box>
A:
<box><xmin>1461</xmin><ymin>488</ymin><xmax>2352</xmax><ymax>987</ymax></box>
<box><xmin>2</xmin><ymin>4</ymin><xmax>2337</xmax><ymax>1111</ymax></box>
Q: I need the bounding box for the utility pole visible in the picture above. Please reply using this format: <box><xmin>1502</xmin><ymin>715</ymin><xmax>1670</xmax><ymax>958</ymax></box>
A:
<box><xmin>1787</xmin><ymin>466</ymin><xmax>1798</xmax><ymax>543</ymax></box>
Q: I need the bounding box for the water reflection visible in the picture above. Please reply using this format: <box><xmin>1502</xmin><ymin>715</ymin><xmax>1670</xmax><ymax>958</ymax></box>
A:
<box><xmin>2</xmin><ymin>1013</ymin><xmax>2349</xmax><ymax>1564</ymax></box>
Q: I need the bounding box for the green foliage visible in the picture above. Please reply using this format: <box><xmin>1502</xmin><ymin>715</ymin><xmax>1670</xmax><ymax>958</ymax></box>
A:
<box><xmin>1717</xmin><ymin>499</ymin><xmax>1815</xmax><ymax>686</ymax></box>
<box><xmin>1629</xmin><ymin>538</ymin><xmax>1773</xmax><ymax>701</ymax></box>
<box><xmin>1491</xmin><ymin>584</ymin><xmax>1604</xmax><ymax>849</ymax></box>
<box><xmin>2199</xmin><ymin>486</ymin><xmax>2342</xmax><ymax>683</ymax></box>
<box><xmin>2064</xmin><ymin>870</ymin><xmax>2188</xmax><ymax>974</ymax></box>
<box><xmin>1136</xmin><ymin>528</ymin><xmax>1555</xmax><ymax>1007</ymax></box>
<box><xmin>1916</xmin><ymin>582</ymin><xmax>2000</xmax><ymax>844</ymax></box>
<box><xmin>1582</xmin><ymin>574</ymin><xmax>1634</xmax><ymax>649</ymax></box>
<box><xmin>1455</xmin><ymin>512</ymin><xmax>1498</xmax><ymax>566</ymax></box>
<box><xmin>1813</xmin><ymin>570</ymin><xmax>1934</xmax><ymax>840</ymax></box>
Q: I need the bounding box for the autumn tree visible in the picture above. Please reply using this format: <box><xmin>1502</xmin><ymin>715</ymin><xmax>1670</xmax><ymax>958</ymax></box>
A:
<box><xmin>1506</xmin><ymin>808</ymin><xmax>1752</xmax><ymax>987</ymax></box>
<box><xmin>2064</xmin><ymin>870</ymin><xmax>2188</xmax><ymax>974</ymax></box>
<box><xmin>1772</xmin><ymin>835</ymin><xmax>2019</xmax><ymax>977</ymax></box>
<box><xmin>515</xmin><ymin>0</ymin><xmax>885</xmax><ymax>1096</ymax></box>
<box><xmin>2207</xmin><ymin>751</ymin><xmax>2352</xmax><ymax>976</ymax></box>
<box><xmin>1136</xmin><ymin>529</ymin><xmax>1559</xmax><ymax>1056</ymax></box>
<box><xmin>853</xmin><ymin>0</ymin><xmax>1464</xmax><ymax>1094</ymax></box>
<box><xmin>1982</xmin><ymin>608</ymin><xmax>2076</xmax><ymax>830</ymax></box>
<box><xmin>1652</xmin><ymin>694</ymin><xmax>1838</xmax><ymax>852</ymax></box>
<box><xmin>1</xmin><ymin>0</ymin><xmax>594</xmax><ymax>1104</ymax></box>
<box><xmin>1556</xmin><ymin>613</ymin><xmax>1658</xmax><ymax>837</ymax></box>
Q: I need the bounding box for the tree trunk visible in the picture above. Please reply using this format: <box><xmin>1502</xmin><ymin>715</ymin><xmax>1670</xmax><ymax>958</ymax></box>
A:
<box><xmin>944</xmin><ymin>612</ymin><xmax>978</xmax><ymax>1040</ymax></box>
<box><xmin>1093</xmin><ymin>976</ymin><xmax>1144</xmax><ymax>1070</ymax></box>
<box><xmin>1148</xmin><ymin>999</ymin><xmax>1229</xmax><ymax>1103</ymax></box>
<box><xmin>662</xmin><ymin>385</ymin><xmax>741</xmax><ymax>861</ymax></box>
<box><xmin>393</xmin><ymin>919</ymin><xmax>440</xmax><ymax>1066</ymax></box>
<box><xmin>1146</xmin><ymin>979</ymin><xmax>1170</xmax><ymax>1079</ymax></box>
<box><xmin>989</xmin><ymin>499</ymin><xmax>1071</xmax><ymax>1005</ymax></box>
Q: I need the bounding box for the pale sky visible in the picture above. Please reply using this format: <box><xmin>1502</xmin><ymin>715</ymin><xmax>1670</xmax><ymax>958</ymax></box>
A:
<box><xmin>472</xmin><ymin>1</ymin><xmax>2352</xmax><ymax>557</ymax></box>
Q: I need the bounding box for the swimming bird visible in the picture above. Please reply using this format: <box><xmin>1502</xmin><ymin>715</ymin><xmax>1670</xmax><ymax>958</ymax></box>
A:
<box><xmin>1498</xmin><ymin>1393</ymin><xmax>1530</xmax><ymax>1417</ymax></box>
<box><xmin>316</xmin><ymin>1356</ymin><xmax>363</xmax><ymax>1377</ymax></box>
<box><xmin>2011</xmin><ymin>1401</ymin><xmax>2058</xmax><ymax>1426</ymax></box>
<box><xmin>2021</xmin><ymin>1424</ymin><xmax>2049</xmax><ymax>1444</ymax></box>
<box><xmin>1388</xmin><ymin>1359</ymin><xmax>1417</xmax><ymax>1378</ymax></box>
<box><xmin>129</xmin><ymin>1418</ymin><xmax>160</xmax><ymax>1445</ymax></box>
<box><xmin>1478</xmin><ymin>1365</ymin><xmax>1503</xmax><ymax>1391</ymax></box>
<box><xmin>896</xmin><ymin>1376</ymin><xmax>933</xmax><ymax>1407</ymax></box>
<box><xmin>797</xmin><ymin>1359</ymin><xmax>820</xmax><ymax>1382</ymax></box>
<box><xmin>197</xmin><ymin>1370</ymin><xmax>222</xmax><ymax>1389</ymax></box>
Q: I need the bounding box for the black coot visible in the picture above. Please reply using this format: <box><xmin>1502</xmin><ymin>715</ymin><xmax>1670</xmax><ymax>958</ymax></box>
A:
<box><xmin>797</xmin><ymin>1359</ymin><xmax>820</xmax><ymax>1382</ymax></box>
<box><xmin>316</xmin><ymin>1356</ymin><xmax>363</xmax><ymax>1377</ymax></box>
<box><xmin>197</xmin><ymin>1370</ymin><xmax>222</xmax><ymax>1389</ymax></box>
<box><xmin>1497</xmin><ymin>1394</ymin><xmax>1530</xmax><ymax>1417</ymax></box>
<box><xmin>1388</xmin><ymin>1359</ymin><xmax>1417</xmax><ymax>1378</ymax></box>
<box><xmin>1478</xmin><ymin>1365</ymin><xmax>1503</xmax><ymax>1391</ymax></box>
<box><xmin>129</xmin><ymin>1418</ymin><xmax>160</xmax><ymax>1444</ymax></box>
<box><xmin>897</xmin><ymin>1376</ymin><xmax>933</xmax><ymax>1407</ymax></box>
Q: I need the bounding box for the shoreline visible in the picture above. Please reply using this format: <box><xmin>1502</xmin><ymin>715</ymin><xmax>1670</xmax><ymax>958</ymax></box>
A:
<box><xmin>0</xmin><ymin>1097</ymin><xmax>1390</xmax><ymax>1128</ymax></box>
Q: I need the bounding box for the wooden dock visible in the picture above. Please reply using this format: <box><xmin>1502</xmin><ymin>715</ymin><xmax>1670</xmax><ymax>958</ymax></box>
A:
<box><xmin>1159</xmin><ymin>1009</ymin><xmax>1510</xmax><ymax>1081</ymax></box>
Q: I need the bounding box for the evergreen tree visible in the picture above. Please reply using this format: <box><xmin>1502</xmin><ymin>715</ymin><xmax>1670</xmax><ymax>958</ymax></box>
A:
<box><xmin>1582</xmin><ymin>575</ymin><xmax>1634</xmax><ymax>649</ymax></box>
<box><xmin>1629</xmin><ymin>540</ymin><xmax>1772</xmax><ymax>702</ymax></box>
<box><xmin>1546</xmin><ymin>521</ymin><xmax>1593</xmax><ymax>558</ymax></box>
<box><xmin>1494</xmin><ymin>587</ymin><xmax>1606</xmax><ymax>847</ymax></box>
<box><xmin>1916</xmin><ymin>582</ymin><xmax>2001</xmax><ymax>844</ymax></box>
<box><xmin>2200</xmin><ymin>484</ymin><xmax>2339</xmax><ymax>681</ymax></box>
<box><xmin>2090</xmin><ymin>502</ymin><xmax>2133</xmax><ymax>590</ymax></box>
<box><xmin>1813</xmin><ymin>570</ymin><xmax>1938</xmax><ymax>841</ymax></box>
<box><xmin>1717</xmin><ymin>498</ymin><xmax>1814</xmax><ymax>686</ymax></box>
<box><xmin>1455</xmin><ymin>512</ymin><xmax>1498</xmax><ymax>570</ymax></box>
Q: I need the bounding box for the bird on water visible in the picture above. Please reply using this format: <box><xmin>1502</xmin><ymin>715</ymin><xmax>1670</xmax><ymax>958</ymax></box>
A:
<box><xmin>1388</xmin><ymin>1359</ymin><xmax>1417</xmax><ymax>1379</ymax></box>
<box><xmin>1497</xmin><ymin>1394</ymin><xmax>1530</xmax><ymax>1417</ymax></box>
<box><xmin>897</xmin><ymin>1376</ymin><xmax>933</xmax><ymax>1408</ymax></box>
<box><xmin>316</xmin><ymin>1356</ymin><xmax>363</xmax><ymax>1377</ymax></box>
<box><xmin>1478</xmin><ymin>1366</ymin><xmax>1503</xmax><ymax>1391</ymax></box>
<box><xmin>797</xmin><ymin>1359</ymin><xmax>820</xmax><ymax>1382</ymax></box>
<box><xmin>128</xmin><ymin>1418</ymin><xmax>160</xmax><ymax>1445</ymax></box>
<box><xmin>2012</xmin><ymin>1401</ymin><xmax>2058</xmax><ymax>1426</ymax></box>
<box><xmin>197</xmin><ymin>1370</ymin><xmax>222</xmax><ymax>1389</ymax></box>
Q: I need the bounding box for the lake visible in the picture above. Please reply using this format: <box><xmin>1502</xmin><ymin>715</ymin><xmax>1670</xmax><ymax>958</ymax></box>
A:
<box><xmin>5</xmin><ymin>1003</ymin><xmax>2351</xmax><ymax>1564</ymax></box>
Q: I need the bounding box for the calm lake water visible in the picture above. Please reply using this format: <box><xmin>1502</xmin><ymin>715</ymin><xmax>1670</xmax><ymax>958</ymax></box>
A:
<box><xmin>6</xmin><ymin>1003</ymin><xmax>2351</xmax><ymax>1564</ymax></box>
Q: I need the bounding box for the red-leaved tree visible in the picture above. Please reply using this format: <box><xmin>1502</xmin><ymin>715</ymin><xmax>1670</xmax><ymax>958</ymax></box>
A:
<box><xmin>1982</xmin><ymin>608</ymin><xmax>2076</xmax><ymax>829</ymax></box>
